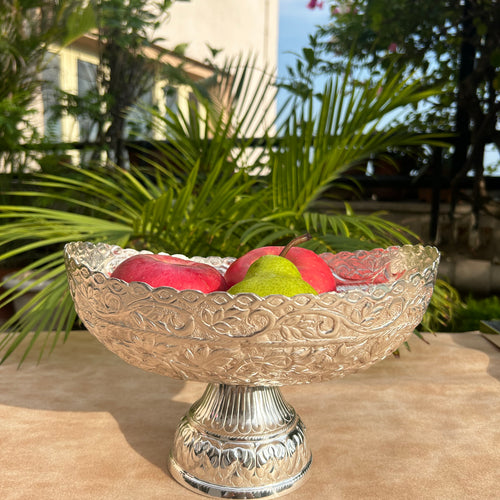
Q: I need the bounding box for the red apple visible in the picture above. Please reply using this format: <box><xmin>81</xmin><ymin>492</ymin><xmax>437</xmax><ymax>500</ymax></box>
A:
<box><xmin>110</xmin><ymin>254</ymin><xmax>227</xmax><ymax>293</ymax></box>
<box><xmin>225</xmin><ymin>244</ymin><xmax>336</xmax><ymax>293</ymax></box>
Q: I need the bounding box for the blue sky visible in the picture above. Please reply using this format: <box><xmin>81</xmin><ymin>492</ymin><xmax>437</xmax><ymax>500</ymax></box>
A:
<box><xmin>276</xmin><ymin>0</ymin><xmax>330</xmax><ymax>111</ymax></box>
<box><xmin>278</xmin><ymin>0</ymin><xmax>329</xmax><ymax>81</ymax></box>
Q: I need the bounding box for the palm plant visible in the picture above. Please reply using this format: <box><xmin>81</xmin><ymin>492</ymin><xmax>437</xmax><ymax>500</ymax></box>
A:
<box><xmin>0</xmin><ymin>58</ymin><xmax>453</xmax><ymax>364</ymax></box>
<box><xmin>231</xmin><ymin>70</ymin><xmax>447</xmax><ymax>250</ymax></box>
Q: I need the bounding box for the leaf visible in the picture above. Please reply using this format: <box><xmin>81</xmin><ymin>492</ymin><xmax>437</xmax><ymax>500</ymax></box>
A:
<box><xmin>62</xmin><ymin>4</ymin><xmax>97</xmax><ymax>47</ymax></box>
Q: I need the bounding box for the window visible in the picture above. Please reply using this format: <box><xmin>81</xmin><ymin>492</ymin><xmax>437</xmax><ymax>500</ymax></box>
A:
<box><xmin>77</xmin><ymin>59</ymin><xmax>98</xmax><ymax>142</ymax></box>
<box><xmin>38</xmin><ymin>39</ymin><xmax>197</xmax><ymax>148</ymax></box>
<box><xmin>126</xmin><ymin>89</ymin><xmax>154</xmax><ymax>138</ymax></box>
<box><xmin>163</xmin><ymin>85</ymin><xmax>179</xmax><ymax>116</ymax></box>
<box><xmin>41</xmin><ymin>54</ymin><xmax>61</xmax><ymax>141</ymax></box>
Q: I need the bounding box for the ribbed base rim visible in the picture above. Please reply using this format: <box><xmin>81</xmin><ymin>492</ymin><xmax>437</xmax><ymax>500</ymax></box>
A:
<box><xmin>168</xmin><ymin>454</ymin><xmax>312</xmax><ymax>499</ymax></box>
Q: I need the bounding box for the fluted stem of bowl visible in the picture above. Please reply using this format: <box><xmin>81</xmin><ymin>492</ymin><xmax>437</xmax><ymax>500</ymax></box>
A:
<box><xmin>169</xmin><ymin>384</ymin><xmax>312</xmax><ymax>498</ymax></box>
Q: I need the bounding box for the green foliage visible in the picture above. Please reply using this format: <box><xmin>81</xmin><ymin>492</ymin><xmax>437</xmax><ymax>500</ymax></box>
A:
<box><xmin>418</xmin><ymin>278</ymin><xmax>463</xmax><ymax>333</ymax></box>
<box><xmin>63</xmin><ymin>2</ymin><xmax>96</xmax><ymax>46</ymax></box>
<box><xmin>297</xmin><ymin>0</ymin><xmax>499</xmax><ymax>205</ymax></box>
<box><xmin>441</xmin><ymin>294</ymin><xmax>500</xmax><ymax>332</ymax></box>
<box><xmin>313</xmin><ymin>0</ymin><xmax>499</xmax><ymax>130</ymax></box>
<box><xmin>0</xmin><ymin>0</ymin><xmax>96</xmax><ymax>171</ymax></box>
<box><xmin>0</xmin><ymin>57</ymin><xmax>459</xmax><ymax>363</ymax></box>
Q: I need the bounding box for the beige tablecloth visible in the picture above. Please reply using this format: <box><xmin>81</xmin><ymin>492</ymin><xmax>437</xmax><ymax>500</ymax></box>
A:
<box><xmin>1</xmin><ymin>331</ymin><xmax>499</xmax><ymax>499</ymax></box>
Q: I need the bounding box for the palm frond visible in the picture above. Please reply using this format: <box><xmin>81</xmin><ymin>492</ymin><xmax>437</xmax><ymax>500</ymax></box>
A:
<box><xmin>149</xmin><ymin>55</ymin><xmax>283</xmax><ymax>177</ymax></box>
<box><xmin>303</xmin><ymin>209</ymin><xmax>416</xmax><ymax>248</ymax></box>
<box><xmin>268</xmin><ymin>68</ymin><xmax>450</xmax><ymax>217</ymax></box>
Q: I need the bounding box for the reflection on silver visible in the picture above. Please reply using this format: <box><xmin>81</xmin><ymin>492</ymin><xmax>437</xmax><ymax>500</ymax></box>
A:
<box><xmin>169</xmin><ymin>384</ymin><xmax>311</xmax><ymax>498</ymax></box>
<box><xmin>65</xmin><ymin>241</ymin><xmax>439</xmax><ymax>498</ymax></box>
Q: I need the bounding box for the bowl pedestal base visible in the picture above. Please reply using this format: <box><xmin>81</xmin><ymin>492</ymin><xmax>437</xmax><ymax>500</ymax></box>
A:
<box><xmin>169</xmin><ymin>383</ymin><xmax>312</xmax><ymax>498</ymax></box>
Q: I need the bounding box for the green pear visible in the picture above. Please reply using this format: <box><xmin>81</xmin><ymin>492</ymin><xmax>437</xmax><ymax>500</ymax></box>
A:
<box><xmin>228</xmin><ymin>240</ymin><xmax>319</xmax><ymax>297</ymax></box>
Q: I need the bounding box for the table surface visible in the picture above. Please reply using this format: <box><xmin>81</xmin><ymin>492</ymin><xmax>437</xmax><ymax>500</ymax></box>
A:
<box><xmin>1</xmin><ymin>331</ymin><xmax>499</xmax><ymax>500</ymax></box>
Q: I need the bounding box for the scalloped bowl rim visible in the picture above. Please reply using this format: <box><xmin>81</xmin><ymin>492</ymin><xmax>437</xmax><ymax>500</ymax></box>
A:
<box><xmin>64</xmin><ymin>241</ymin><xmax>440</xmax><ymax>302</ymax></box>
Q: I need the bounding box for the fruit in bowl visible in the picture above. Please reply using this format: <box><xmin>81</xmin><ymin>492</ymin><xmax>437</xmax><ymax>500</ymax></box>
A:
<box><xmin>108</xmin><ymin>236</ymin><xmax>403</xmax><ymax>298</ymax></box>
<box><xmin>110</xmin><ymin>253</ymin><xmax>227</xmax><ymax>293</ymax></box>
<box><xmin>227</xmin><ymin>251</ymin><xmax>318</xmax><ymax>297</ymax></box>
<box><xmin>225</xmin><ymin>234</ymin><xmax>336</xmax><ymax>294</ymax></box>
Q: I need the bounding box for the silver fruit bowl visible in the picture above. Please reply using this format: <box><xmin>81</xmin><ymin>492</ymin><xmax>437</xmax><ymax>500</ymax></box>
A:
<box><xmin>64</xmin><ymin>241</ymin><xmax>440</xmax><ymax>499</ymax></box>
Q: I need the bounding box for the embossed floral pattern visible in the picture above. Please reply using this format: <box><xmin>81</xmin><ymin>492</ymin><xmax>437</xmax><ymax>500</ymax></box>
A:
<box><xmin>65</xmin><ymin>242</ymin><xmax>439</xmax><ymax>386</ymax></box>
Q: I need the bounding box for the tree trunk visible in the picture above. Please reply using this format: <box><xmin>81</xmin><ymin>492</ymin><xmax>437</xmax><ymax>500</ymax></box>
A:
<box><xmin>449</xmin><ymin>0</ymin><xmax>476</xmax><ymax>220</ymax></box>
<box><xmin>106</xmin><ymin>114</ymin><xmax>128</xmax><ymax>168</ymax></box>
